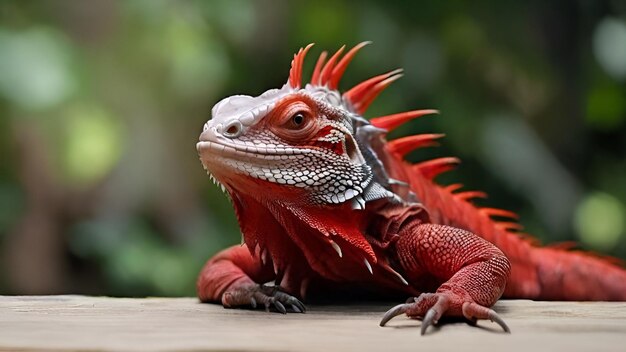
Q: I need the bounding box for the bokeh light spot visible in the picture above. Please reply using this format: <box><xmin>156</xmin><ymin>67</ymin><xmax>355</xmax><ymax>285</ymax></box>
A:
<box><xmin>574</xmin><ymin>192</ymin><xmax>624</xmax><ymax>251</ymax></box>
<box><xmin>0</xmin><ymin>27</ymin><xmax>76</xmax><ymax>111</ymax></box>
<box><xmin>593</xmin><ymin>17</ymin><xmax>626</xmax><ymax>80</ymax></box>
<box><xmin>62</xmin><ymin>103</ymin><xmax>124</xmax><ymax>185</ymax></box>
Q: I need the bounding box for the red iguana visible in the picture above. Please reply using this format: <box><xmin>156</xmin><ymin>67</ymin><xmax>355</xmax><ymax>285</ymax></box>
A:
<box><xmin>195</xmin><ymin>43</ymin><xmax>626</xmax><ymax>334</ymax></box>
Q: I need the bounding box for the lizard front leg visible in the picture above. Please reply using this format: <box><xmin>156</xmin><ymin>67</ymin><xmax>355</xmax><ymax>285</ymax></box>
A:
<box><xmin>197</xmin><ymin>245</ymin><xmax>306</xmax><ymax>313</ymax></box>
<box><xmin>380</xmin><ymin>223</ymin><xmax>511</xmax><ymax>334</ymax></box>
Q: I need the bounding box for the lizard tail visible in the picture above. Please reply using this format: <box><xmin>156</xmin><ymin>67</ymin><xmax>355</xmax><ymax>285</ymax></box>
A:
<box><xmin>530</xmin><ymin>246</ymin><xmax>626</xmax><ymax>300</ymax></box>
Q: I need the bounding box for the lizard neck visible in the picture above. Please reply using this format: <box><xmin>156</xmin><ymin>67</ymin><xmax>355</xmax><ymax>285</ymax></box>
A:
<box><xmin>230</xmin><ymin>189</ymin><xmax>428</xmax><ymax>295</ymax></box>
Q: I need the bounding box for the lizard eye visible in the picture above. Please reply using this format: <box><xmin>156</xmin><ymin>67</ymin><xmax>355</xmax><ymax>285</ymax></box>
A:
<box><xmin>292</xmin><ymin>113</ymin><xmax>305</xmax><ymax>127</ymax></box>
<box><xmin>268</xmin><ymin>99</ymin><xmax>317</xmax><ymax>142</ymax></box>
<box><xmin>285</xmin><ymin>111</ymin><xmax>310</xmax><ymax>130</ymax></box>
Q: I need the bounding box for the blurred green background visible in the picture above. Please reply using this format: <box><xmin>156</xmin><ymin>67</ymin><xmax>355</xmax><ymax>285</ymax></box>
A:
<box><xmin>0</xmin><ymin>0</ymin><xmax>625</xmax><ymax>297</ymax></box>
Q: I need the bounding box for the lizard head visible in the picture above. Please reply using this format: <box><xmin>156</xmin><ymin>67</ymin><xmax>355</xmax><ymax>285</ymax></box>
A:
<box><xmin>197</xmin><ymin>43</ymin><xmax>402</xmax><ymax>209</ymax></box>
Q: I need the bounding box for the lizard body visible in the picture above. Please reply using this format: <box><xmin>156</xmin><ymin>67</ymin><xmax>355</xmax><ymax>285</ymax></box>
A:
<box><xmin>196</xmin><ymin>43</ymin><xmax>626</xmax><ymax>333</ymax></box>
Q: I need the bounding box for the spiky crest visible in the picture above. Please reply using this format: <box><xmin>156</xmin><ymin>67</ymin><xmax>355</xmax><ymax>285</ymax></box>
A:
<box><xmin>311</xmin><ymin>51</ymin><xmax>328</xmax><ymax>85</ymax></box>
<box><xmin>455</xmin><ymin>191</ymin><xmax>488</xmax><ymax>201</ymax></box>
<box><xmin>319</xmin><ymin>45</ymin><xmax>345</xmax><ymax>87</ymax></box>
<box><xmin>387</xmin><ymin>134</ymin><xmax>445</xmax><ymax>157</ymax></box>
<box><xmin>288</xmin><ymin>42</ymin><xmax>403</xmax><ymax>115</ymax></box>
<box><xmin>328</xmin><ymin>41</ymin><xmax>371</xmax><ymax>89</ymax></box>
<box><xmin>288</xmin><ymin>43</ymin><xmax>315</xmax><ymax>89</ymax></box>
<box><xmin>343</xmin><ymin>69</ymin><xmax>404</xmax><ymax>114</ymax></box>
<box><xmin>413</xmin><ymin>157</ymin><xmax>461</xmax><ymax>180</ymax></box>
<box><xmin>370</xmin><ymin>109</ymin><xmax>439</xmax><ymax>131</ymax></box>
<box><xmin>481</xmin><ymin>208</ymin><xmax>519</xmax><ymax>220</ymax></box>
<box><xmin>289</xmin><ymin>43</ymin><xmax>525</xmax><ymax>232</ymax></box>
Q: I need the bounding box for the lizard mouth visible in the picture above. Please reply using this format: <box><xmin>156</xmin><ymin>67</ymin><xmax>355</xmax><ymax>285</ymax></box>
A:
<box><xmin>196</xmin><ymin>131</ymin><xmax>313</xmax><ymax>184</ymax></box>
<box><xmin>196</xmin><ymin>140</ymin><xmax>311</xmax><ymax>161</ymax></box>
<box><xmin>196</xmin><ymin>126</ymin><xmax>314</xmax><ymax>190</ymax></box>
<box><xmin>197</xmin><ymin>126</ymin><xmax>313</xmax><ymax>160</ymax></box>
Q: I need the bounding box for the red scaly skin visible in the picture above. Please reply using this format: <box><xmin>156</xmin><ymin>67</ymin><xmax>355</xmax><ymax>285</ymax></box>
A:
<box><xmin>195</xmin><ymin>43</ymin><xmax>626</xmax><ymax>334</ymax></box>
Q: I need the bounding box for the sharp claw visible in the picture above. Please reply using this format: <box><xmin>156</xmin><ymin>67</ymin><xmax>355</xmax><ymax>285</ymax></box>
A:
<box><xmin>488</xmin><ymin>310</ymin><xmax>511</xmax><ymax>333</ymax></box>
<box><xmin>379</xmin><ymin>303</ymin><xmax>410</xmax><ymax>327</ymax></box>
<box><xmin>274</xmin><ymin>300</ymin><xmax>287</xmax><ymax>314</ymax></box>
<box><xmin>287</xmin><ymin>296</ymin><xmax>306</xmax><ymax>313</ymax></box>
<box><xmin>421</xmin><ymin>308</ymin><xmax>438</xmax><ymax>335</ymax></box>
<box><xmin>291</xmin><ymin>304</ymin><xmax>302</xmax><ymax>313</ymax></box>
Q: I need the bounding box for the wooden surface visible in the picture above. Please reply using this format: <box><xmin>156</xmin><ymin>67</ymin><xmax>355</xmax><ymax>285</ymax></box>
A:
<box><xmin>1</xmin><ymin>296</ymin><xmax>625</xmax><ymax>351</ymax></box>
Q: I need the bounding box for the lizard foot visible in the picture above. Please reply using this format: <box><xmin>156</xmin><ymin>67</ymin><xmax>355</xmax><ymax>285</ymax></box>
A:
<box><xmin>379</xmin><ymin>292</ymin><xmax>510</xmax><ymax>335</ymax></box>
<box><xmin>222</xmin><ymin>283</ymin><xmax>306</xmax><ymax>314</ymax></box>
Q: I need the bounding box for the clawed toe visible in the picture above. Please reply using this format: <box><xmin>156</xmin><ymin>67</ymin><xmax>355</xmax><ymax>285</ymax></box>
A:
<box><xmin>274</xmin><ymin>290</ymin><xmax>307</xmax><ymax>313</ymax></box>
<box><xmin>379</xmin><ymin>303</ymin><xmax>411</xmax><ymax>327</ymax></box>
<box><xmin>380</xmin><ymin>293</ymin><xmax>510</xmax><ymax>335</ymax></box>
<box><xmin>488</xmin><ymin>310</ymin><xmax>510</xmax><ymax>333</ymax></box>
<box><xmin>462</xmin><ymin>301</ymin><xmax>510</xmax><ymax>333</ymax></box>
<box><xmin>420</xmin><ymin>307</ymin><xmax>440</xmax><ymax>335</ymax></box>
<box><xmin>224</xmin><ymin>284</ymin><xmax>306</xmax><ymax>314</ymax></box>
<box><xmin>269</xmin><ymin>298</ymin><xmax>286</xmax><ymax>314</ymax></box>
<box><xmin>254</xmin><ymin>287</ymin><xmax>306</xmax><ymax>314</ymax></box>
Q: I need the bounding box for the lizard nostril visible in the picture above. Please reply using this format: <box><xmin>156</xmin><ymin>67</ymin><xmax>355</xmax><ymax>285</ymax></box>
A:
<box><xmin>226</xmin><ymin>125</ymin><xmax>238</xmax><ymax>134</ymax></box>
<box><xmin>222</xmin><ymin>121</ymin><xmax>243</xmax><ymax>138</ymax></box>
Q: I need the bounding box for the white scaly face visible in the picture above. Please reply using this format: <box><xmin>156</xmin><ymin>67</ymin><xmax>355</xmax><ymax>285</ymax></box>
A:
<box><xmin>197</xmin><ymin>84</ymin><xmax>379</xmax><ymax>208</ymax></box>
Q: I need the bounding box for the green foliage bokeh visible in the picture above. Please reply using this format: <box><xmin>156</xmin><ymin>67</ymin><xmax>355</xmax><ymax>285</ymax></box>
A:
<box><xmin>0</xmin><ymin>0</ymin><xmax>625</xmax><ymax>296</ymax></box>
